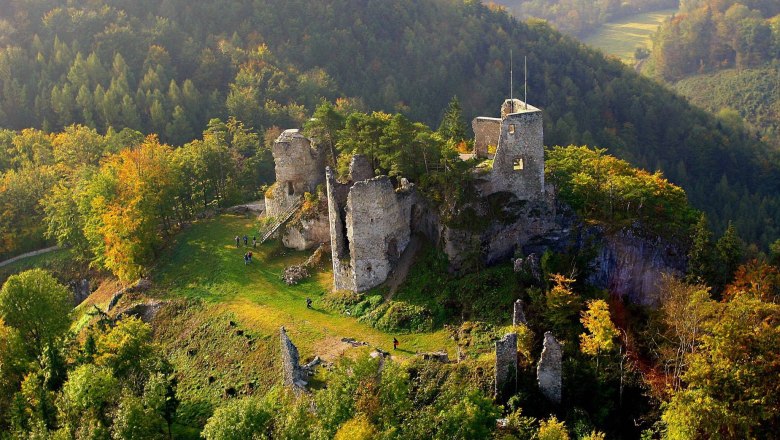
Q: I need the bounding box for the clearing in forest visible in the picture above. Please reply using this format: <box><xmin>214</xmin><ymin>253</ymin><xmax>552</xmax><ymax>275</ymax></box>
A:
<box><xmin>582</xmin><ymin>8</ymin><xmax>677</xmax><ymax>63</ymax></box>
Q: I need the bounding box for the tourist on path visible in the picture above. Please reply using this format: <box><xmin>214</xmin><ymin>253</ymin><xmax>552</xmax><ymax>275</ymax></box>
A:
<box><xmin>252</xmin><ymin>236</ymin><xmax>257</xmax><ymax>248</ymax></box>
<box><xmin>248</xmin><ymin>251</ymin><xmax>253</xmax><ymax>263</ymax></box>
<box><xmin>235</xmin><ymin>236</ymin><xmax>240</xmax><ymax>247</ymax></box>
<box><xmin>393</xmin><ymin>338</ymin><xmax>399</xmax><ymax>350</ymax></box>
<box><xmin>306</xmin><ymin>298</ymin><xmax>312</xmax><ymax>309</ymax></box>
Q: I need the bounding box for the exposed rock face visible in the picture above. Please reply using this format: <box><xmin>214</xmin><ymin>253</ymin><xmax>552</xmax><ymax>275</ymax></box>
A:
<box><xmin>495</xmin><ymin>332</ymin><xmax>518</xmax><ymax>402</ymax></box>
<box><xmin>280</xmin><ymin>326</ymin><xmax>308</xmax><ymax>391</ymax></box>
<box><xmin>587</xmin><ymin>229</ymin><xmax>686</xmax><ymax>307</ymax></box>
<box><xmin>265</xmin><ymin>129</ymin><xmax>324</xmax><ymax>218</ymax></box>
<box><xmin>327</xmin><ymin>168</ymin><xmax>417</xmax><ymax>292</ymax></box>
<box><xmin>472</xmin><ymin>117</ymin><xmax>501</xmax><ymax>158</ymax></box>
<box><xmin>537</xmin><ymin>331</ymin><xmax>562</xmax><ymax>404</ymax></box>
<box><xmin>513</xmin><ymin>299</ymin><xmax>527</xmax><ymax>326</ymax></box>
<box><xmin>349</xmin><ymin>154</ymin><xmax>373</xmax><ymax>182</ymax></box>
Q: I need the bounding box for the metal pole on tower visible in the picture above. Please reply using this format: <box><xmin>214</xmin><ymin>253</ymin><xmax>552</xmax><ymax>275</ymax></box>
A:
<box><xmin>510</xmin><ymin>49</ymin><xmax>513</xmax><ymax>112</ymax></box>
<box><xmin>524</xmin><ymin>56</ymin><xmax>528</xmax><ymax>110</ymax></box>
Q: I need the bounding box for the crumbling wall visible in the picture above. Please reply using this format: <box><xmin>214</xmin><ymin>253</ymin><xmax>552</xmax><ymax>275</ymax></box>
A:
<box><xmin>537</xmin><ymin>331</ymin><xmax>562</xmax><ymax>404</ymax></box>
<box><xmin>346</xmin><ymin>176</ymin><xmax>412</xmax><ymax>292</ymax></box>
<box><xmin>472</xmin><ymin>117</ymin><xmax>501</xmax><ymax>158</ymax></box>
<box><xmin>349</xmin><ymin>154</ymin><xmax>373</xmax><ymax>182</ymax></box>
<box><xmin>326</xmin><ymin>167</ymin><xmax>354</xmax><ymax>291</ymax></box>
<box><xmin>265</xmin><ymin>129</ymin><xmax>324</xmax><ymax>218</ymax></box>
<box><xmin>495</xmin><ymin>332</ymin><xmax>518</xmax><ymax>402</ymax></box>
<box><xmin>280</xmin><ymin>326</ymin><xmax>308</xmax><ymax>390</ymax></box>
<box><xmin>282</xmin><ymin>215</ymin><xmax>331</xmax><ymax>251</ymax></box>
<box><xmin>513</xmin><ymin>299</ymin><xmax>527</xmax><ymax>326</ymax></box>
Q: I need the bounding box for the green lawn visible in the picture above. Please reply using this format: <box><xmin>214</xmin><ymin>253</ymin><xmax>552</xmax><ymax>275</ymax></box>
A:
<box><xmin>154</xmin><ymin>215</ymin><xmax>455</xmax><ymax>360</ymax></box>
<box><xmin>582</xmin><ymin>9</ymin><xmax>677</xmax><ymax>63</ymax></box>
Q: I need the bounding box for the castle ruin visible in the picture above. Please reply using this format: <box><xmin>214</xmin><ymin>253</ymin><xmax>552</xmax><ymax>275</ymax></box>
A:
<box><xmin>326</xmin><ymin>157</ymin><xmax>418</xmax><ymax>292</ymax></box>
<box><xmin>473</xmin><ymin>98</ymin><xmax>545</xmax><ymax>201</ymax></box>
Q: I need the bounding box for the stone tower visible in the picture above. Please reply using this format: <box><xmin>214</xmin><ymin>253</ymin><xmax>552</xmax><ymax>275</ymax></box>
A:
<box><xmin>472</xmin><ymin>98</ymin><xmax>545</xmax><ymax>201</ymax></box>
<box><xmin>264</xmin><ymin>129</ymin><xmax>324</xmax><ymax>217</ymax></box>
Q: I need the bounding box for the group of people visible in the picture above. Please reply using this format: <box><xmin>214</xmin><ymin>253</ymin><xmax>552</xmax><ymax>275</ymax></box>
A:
<box><xmin>235</xmin><ymin>235</ymin><xmax>257</xmax><ymax>248</ymax></box>
<box><xmin>235</xmin><ymin>234</ymin><xmax>257</xmax><ymax>265</ymax></box>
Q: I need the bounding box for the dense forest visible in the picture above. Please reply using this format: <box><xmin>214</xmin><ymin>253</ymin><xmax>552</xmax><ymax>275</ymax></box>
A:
<box><xmin>650</xmin><ymin>0</ymin><xmax>780</xmax><ymax>80</ymax></box>
<box><xmin>673</xmin><ymin>65</ymin><xmax>780</xmax><ymax>147</ymax></box>
<box><xmin>490</xmin><ymin>0</ymin><xmax>679</xmax><ymax>36</ymax></box>
<box><xmin>0</xmin><ymin>0</ymin><xmax>778</xmax><ymax>249</ymax></box>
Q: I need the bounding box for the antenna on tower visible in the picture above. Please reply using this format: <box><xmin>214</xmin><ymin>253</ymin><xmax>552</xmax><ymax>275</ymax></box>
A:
<box><xmin>524</xmin><ymin>55</ymin><xmax>528</xmax><ymax>110</ymax></box>
<box><xmin>510</xmin><ymin>49</ymin><xmax>514</xmax><ymax>112</ymax></box>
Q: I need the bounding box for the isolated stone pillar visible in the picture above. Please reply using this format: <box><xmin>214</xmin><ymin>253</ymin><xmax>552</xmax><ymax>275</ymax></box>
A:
<box><xmin>537</xmin><ymin>331</ymin><xmax>562</xmax><ymax>404</ymax></box>
<box><xmin>513</xmin><ymin>299</ymin><xmax>527</xmax><ymax>326</ymax></box>
<box><xmin>495</xmin><ymin>332</ymin><xmax>518</xmax><ymax>402</ymax></box>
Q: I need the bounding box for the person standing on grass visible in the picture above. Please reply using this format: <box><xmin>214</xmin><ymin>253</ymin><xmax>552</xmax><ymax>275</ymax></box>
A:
<box><xmin>253</xmin><ymin>236</ymin><xmax>257</xmax><ymax>248</ymax></box>
<box><xmin>306</xmin><ymin>298</ymin><xmax>312</xmax><ymax>309</ymax></box>
<box><xmin>244</xmin><ymin>252</ymin><xmax>249</xmax><ymax>265</ymax></box>
<box><xmin>393</xmin><ymin>338</ymin><xmax>399</xmax><ymax>350</ymax></box>
<box><xmin>243</xmin><ymin>235</ymin><xmax>248</xmax><ymax>246</ymax></box>
<box><xmin>235</xmin><ymin>236</ymin><xmax>240</xmax><ymax>247</ymax></box>
<box><xmin>248</xmin><ymin>251</ymin><xmax>253</xmax><ymax>263</ymax></box>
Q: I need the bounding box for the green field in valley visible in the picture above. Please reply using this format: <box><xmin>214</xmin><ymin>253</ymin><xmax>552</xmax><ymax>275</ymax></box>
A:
<box><xmin>582</xmin><ymin>8</ymin><xmax>677</xmax><ymax>63</ymax></box>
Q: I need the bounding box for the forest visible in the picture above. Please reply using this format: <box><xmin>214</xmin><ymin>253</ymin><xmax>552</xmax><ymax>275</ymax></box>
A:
<box><xmin>650</xmin><ymin>0</ymin><xmax>780</xmax><ymax>80</ymax></box>
<box><xmin>0</xmin><ymin>1</ymin><xmax>778</xmax><ymax>437</ymax></box>
<box><xmin>0</xmin><ymin>0</ymin><xmax>777</xmax><ymax>251</ymax></box>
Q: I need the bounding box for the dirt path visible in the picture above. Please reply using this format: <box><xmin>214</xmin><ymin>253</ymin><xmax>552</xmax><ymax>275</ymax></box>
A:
<box><xmin>0</xmin><ymin>245</ymin><xmax>61</xmax><ymax>268</ymax></box>
<box><xmin>384</xmin><ymin>236</ymin><xmax>422</xmax><ymax>300</ymax></box>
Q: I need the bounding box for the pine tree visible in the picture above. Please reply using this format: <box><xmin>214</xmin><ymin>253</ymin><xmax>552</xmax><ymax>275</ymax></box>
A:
<box><xmin>716</xmin><ymin>221</ymin><xmax>744</xmax><ymax>287</ymax></box>
<box><xmin>437</xmin><ymin>96</ymin><xmax>467</xmax><ymax>143</ymax></box>
<box><xmin>687</xmin><ymin>213</ymin><xmax>716</xmax><ymax>285</ymax></box>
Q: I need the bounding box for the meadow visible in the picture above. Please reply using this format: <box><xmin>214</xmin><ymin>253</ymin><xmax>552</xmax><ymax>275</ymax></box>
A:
<box><xmin>582</xmin><ymin>9</ymin><xmax>677</xmax><ymax>63</ymax></box>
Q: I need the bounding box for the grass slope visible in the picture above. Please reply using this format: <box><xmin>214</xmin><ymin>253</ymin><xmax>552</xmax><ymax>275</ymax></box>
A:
<box><xmin>582</xmin><ymin>9</ymin><xmax>677</xmax><ymax>63</ymax></box>
<box><xmin>149</xmin><ymin>215</ymin><xmax>456</xmax><ymax>425</ymax></box>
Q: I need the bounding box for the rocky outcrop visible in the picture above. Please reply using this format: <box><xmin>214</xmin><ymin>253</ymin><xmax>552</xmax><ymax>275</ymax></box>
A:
<box><xmin>495</xmin><ymin>332</ymin><xmax>518</xmax><ymax>402</ymax></box>
<box><xmin>282</xmin><ymin>214</ymin><xmax>330</xmax><ymax>251</ymax></box>
<box><xmin>537</xmin><ymin>332</ymin><xmax>562</xmax><ymax>404</ymax></box>
<box><xmin>587</xmin><ymin>228</ymin><xmax>686</xmax><ymax>307</ymax></box>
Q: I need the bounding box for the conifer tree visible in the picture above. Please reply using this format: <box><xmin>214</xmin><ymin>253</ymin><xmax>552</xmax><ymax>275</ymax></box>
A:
<box><xmin>437</xmin><ymin>96</ymin><xmax>467</xmax><ymax>143</ymax></box>
<box><xmin>687</xmin><ymin>213</ymin><xmax>716</xmax><ymax>285</ymax></box>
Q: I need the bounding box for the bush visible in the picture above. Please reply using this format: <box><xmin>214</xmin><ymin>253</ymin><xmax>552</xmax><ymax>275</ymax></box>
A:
<box><xmin>361</xmin><ymin>301</ymin><xmax>434</xmax><ymax>333</ymax></box>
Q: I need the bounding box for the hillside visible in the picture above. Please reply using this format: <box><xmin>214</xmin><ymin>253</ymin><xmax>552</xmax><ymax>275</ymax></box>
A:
<box><xmin>0</xmin><ymin>0</ymin><xmax>777</xmax><ymax>246</ymax></box>
<box><xmin>674</xmin><ymin>66</ymin><xmax>780</xmax><ymax>148</ymax></box>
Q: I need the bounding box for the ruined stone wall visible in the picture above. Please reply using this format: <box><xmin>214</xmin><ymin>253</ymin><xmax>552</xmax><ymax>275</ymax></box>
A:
<box><xmin>472</xmin><ymin>117</ymin><xmax>501</xmax><ymax>159</ymax></box>
<box><xmin>490</xmin><ymin>105</ymin><xmax>545</xmax><ymax>201</ymax></box>
<box><xmin>495</xmin><ymin>332</ymin><xmax>518</xmax><ymax>402</ymax></box>
<box><xmin>265</xmin><ymin>129</ymin><xmax>324</xmax><ymax>218</ymax></box>
<box><xmin>326</xmin><ymin>167</ymin><xmax>354</xmax><ymax>291</ymax></box>
<box><xmin>282</xmin><ymin>215</ymin><xmax>331</xmax><ymax>251</ymax></box>
<box><xmin>346</xmin><ymin>176</ymin><xmax>412</xmax><ymax>292</ymax></box>
<box><xmin>537</xmin><ymin>331</ymin><xmax>562</xmax><ymax>404</ymax></box>
<box><xmin>280</xmin><ymin>326</ymin><xmax>307</xmax><ymax>390</ymax></box>
<box><xmin>349</xmin><ymin>154</ymin><xmax>373</xmax><ymax>182</ymax></box>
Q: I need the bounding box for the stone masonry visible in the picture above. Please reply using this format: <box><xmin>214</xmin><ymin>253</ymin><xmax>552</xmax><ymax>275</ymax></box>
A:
<box><xmin>495</xmin><ymin>332</ymin><xmax>518</xmax><ymax>402</ymax></box>
<box><xmin>265</xmin><ymin>129</ymin><xmax>324</xmax><ymax>218</ymax></box>
<box><xmin>327</xmin><ymin>164</ymin><xmax>415</xmax><ymax>292</ymax></box>
<box><xmin>487</xmin><ymin>99</ymin><xmax>545</xmax><ymax>200</ymax></box>
<box><xmin>280</xmin><ymin>326</ymin><xmax>308</xmax><ymax>391</ymax></box>
<box><xmin>537</xmin><ymin>331</ymin><xmax>562</xmax><ymax>404</ymax></box>
<box><xmin>513</xmin><ymin>299</ymin><xmax>527</xmax><ymax>326</ymax></box>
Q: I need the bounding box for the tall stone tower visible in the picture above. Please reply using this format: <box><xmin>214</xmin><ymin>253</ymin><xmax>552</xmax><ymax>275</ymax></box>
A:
<box><xmin>472</xmin><ymin>98</ymin><xmax>544</xmax><ymax>200</ymax></box>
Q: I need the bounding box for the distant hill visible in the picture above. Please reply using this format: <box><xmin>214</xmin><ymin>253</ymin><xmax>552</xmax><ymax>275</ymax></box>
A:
<box><xmin>0</xmin><ymin>0</ymin><xmax>777</xmax><ymax>244</ymax></box>
<box><xmin>674</xmin><ymin>66</ymin><xmax>780</xmax><ymax>148</ymax></box>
